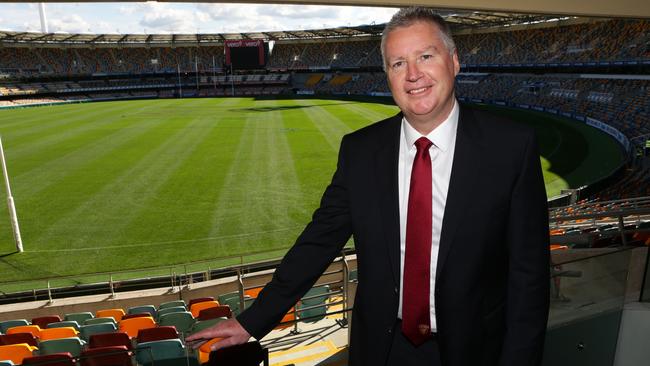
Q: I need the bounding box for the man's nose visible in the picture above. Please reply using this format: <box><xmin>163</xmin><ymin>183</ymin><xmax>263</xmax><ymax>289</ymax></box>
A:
<box><xmin>406</xmin><ymin>62</ymin><xmax>422</xmax><ymax>82</ymax></box>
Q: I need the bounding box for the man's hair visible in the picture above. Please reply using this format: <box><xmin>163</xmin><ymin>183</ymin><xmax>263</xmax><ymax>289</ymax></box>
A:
<box><xmin>380</xmin><ymin>7</ymin><xmax>456</xmax><ymax>71</ymax></box>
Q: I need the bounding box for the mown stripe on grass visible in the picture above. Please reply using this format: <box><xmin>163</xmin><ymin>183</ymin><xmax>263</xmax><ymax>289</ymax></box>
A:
<box><xmin>295</xmin><ymin>99</ymin><xmax>352</xmax><ymax>152</ymax></box>
<box><xmin>26</xmin><ymin>106</ymin><xmax>208</xmax><ymax>251</ymax></box>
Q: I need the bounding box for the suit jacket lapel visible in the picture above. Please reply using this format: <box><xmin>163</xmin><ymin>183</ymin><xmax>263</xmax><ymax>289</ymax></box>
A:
<box><xmin>436</xmin><ymin>106</ymin><xmax>482</xmax><ymax>278</ymax></box>
<box><xmin>374</xmin><ymin>114</ymin><xmax>402</xmax><ymax>287</ymax></box>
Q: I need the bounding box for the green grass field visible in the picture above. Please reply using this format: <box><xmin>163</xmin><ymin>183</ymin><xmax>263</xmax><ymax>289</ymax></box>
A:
<box><xmin>0</xmin><ymin>97</ymin><xmax>624</xmax><ymax>291</ymax></box>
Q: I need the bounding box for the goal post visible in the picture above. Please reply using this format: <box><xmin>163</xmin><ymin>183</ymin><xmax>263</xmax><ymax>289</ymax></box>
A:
<box><xmin>0</xmin><ymin>136</ymin><xmax>23</xmax><ymax>252</ymax></box>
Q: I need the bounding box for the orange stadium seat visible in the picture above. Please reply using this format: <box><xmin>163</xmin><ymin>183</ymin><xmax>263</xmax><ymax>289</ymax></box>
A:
<box><xmin>96</xmin><ymin>309</ymin><xmax>125</xmax><ymax>322</ymax></box>
<box><xmin>6</xmin><ymin>325</ymin><xmax>41</xmax><ymax>338</ymax></box>
<box><xmin>190</xmin><ymin>301</ymin><xmax>220</xmax><ymax>318</ymax></box>
<box><xmin>0</xmin><ymin>343</ymin><xmax>38</xmax><ymax>365</ymax></box>
<box><xmin>39</xmin><ymin>326</ymin><xmax>79</xmax><ymax>341</ymax></box>
<box><xmin>118</xmin><ymin>317</ymin><xmax>156</xmax><ymax>338</ymax></box>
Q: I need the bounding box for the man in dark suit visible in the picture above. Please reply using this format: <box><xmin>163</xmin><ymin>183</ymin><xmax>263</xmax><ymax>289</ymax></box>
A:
<box><xmin>187</xmin><ymin>7</ymin><xmax>550</xmax><ymax>366</ymax></box>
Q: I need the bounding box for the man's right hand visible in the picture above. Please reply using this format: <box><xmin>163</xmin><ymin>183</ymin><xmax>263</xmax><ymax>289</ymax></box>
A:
<box><xmin>185</xmin><ymin>318</ymin><xmax>252</xmax><ymax>351</ymax></box>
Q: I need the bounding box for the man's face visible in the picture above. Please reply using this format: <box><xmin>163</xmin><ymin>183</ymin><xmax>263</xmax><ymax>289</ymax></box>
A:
<box><xmin>384</xmin><ymin>21</ymin><xmax>460</xmax><ymax>127</ymax></box>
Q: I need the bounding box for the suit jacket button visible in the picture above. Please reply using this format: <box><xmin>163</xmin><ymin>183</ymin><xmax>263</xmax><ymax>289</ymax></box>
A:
<box><xmin>387</xmin><ymin>327</ymin><xmax>392</xmax><ymax>334</ymax></box>
<box><xmin>394</xmin><ymin>287</ymin><xmax>398</xmax><ymax>294</ymax></box>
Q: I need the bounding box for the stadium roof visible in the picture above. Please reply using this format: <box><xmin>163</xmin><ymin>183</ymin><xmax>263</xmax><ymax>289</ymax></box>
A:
<box><xmin>3</xmin><ymin>0</ymin><xmax>648</xmax><ymax>19</ymax></box>
<box><xmin>0</xmin><ymin>11</ymin><xmax>575</xmax><ymax>46</ymax></box>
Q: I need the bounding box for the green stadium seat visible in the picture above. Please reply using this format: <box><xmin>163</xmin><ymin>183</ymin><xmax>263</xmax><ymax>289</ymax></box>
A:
<box><xmin>158</xmin><ymin>312</ymin><xmax>195</xmax><ymax>334</ymax></box>
<box><xmin>64</xmin><ymin>312</ymin><xmax>94</xmax><ymax>324</ymax></box>
<box><xmin>156</xmin><ymin>306</ymin><xmax>187</xmax><ymax>320</ymax></box>
<box><xmin>0</xmin><ymin>320</ymin><xmax>29</xmax><ymax>334</ymax></box>
<box><xmin>158</xmin><ymin>300</ymin><xmax>186</xmax><ymax>310</ymax></box>
<box><xmin>47</xmin><ymin>321</ymin><xmax>81</xmax><ymax>331</ymax></box>
<box><xmin>189</xmin><ymin>318</ymin><xmax>227</xmax><ymax>334</ymax></box>
<box><xmin>135</xmin><ymin>339</ymin><xmax>185</xmax><ymax>365</ymax></box>
<box><xmin>297</xmin><ymin>285</ymin><xmax>330</xmax><ymax>322</ymax></box>
<box><xmin>80</xmin><ymin>323</ymin><xmax>118</xmax><ymax>342</ymax></box>
<box><xmin>84</xmin><ymin>317</ymin><xmax>117</xmax><ymax>326</ymax></box>
<box><xmin>0</xmin><ymin>360</ymin><xmax>14</xmax><ymax>366</ymax></box>
<box><xmin>127</xmin><ymin>305</ymin><xmax>157</xmax><ymax>318</ymax></box>
<box><xmin>38</xmin><ymin>337</ymin><xmax>86</xmax><ymax>357</ymax></box>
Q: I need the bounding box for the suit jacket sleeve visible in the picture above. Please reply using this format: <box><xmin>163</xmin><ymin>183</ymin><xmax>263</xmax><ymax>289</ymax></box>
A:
<box><xmin>237</xmin><ymin>135</ymin><xmax>354</xmax><ymax>340</ymax></box>
<box><xmin>500</xmin><ymin>131</ymin><xmax>550</xmax><ymax>366</ymax></box>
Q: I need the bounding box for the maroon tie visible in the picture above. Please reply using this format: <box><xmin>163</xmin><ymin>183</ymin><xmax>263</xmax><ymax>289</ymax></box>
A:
<box><xmin>402</xmin><ymin>136</ymin><xmax>433</xmax><ymax>346</ymax></box>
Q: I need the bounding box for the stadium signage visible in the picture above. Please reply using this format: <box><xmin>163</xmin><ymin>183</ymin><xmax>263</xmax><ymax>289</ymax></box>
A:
<box><xmin>226</xmin><ymin>40</ymin><xmax>263</xmax><ymax>48</ymax></box>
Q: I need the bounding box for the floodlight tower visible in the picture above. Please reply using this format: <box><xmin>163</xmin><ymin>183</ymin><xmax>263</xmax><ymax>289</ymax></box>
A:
<box><xmin>38</xmin><ymin>3</ymin><xmax>49</xmax><ymax>33</ymax></box>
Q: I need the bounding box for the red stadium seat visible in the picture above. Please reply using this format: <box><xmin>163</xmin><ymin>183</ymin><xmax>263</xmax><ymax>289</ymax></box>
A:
<box><xmin>0</xmin><ymin>332</ymin><xmax>38</xmax><ymax>347</ymax></box>
<box><xmin>80</xmin><ymin>345</ymin><xmax>132</xmax><ymax>366</ymax></box>
<box><xmin>22</xmin><ymin>353</ymin><xmax>75</xmax><ymax>366</ymax></box>
<box><xmin>198</xmin><ymin>305</ymin><xmax>232</xmax><ymax>320</ymax></box>
<box><xmin>31</xmin><ymin>315</ymin><xmax>62</xmax><ymax>329</ymax></box>
<box><xmin>88</xmin><ymin>332</ymin><xmax>132</xmax><ymax>350</ymax></box>
<box><xmin>136</xmin><ymin>326</ymin><xmax>179</xmax><ymax>343</ymax></box>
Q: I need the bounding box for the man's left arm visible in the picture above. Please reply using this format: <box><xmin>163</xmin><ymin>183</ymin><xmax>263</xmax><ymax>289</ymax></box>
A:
<box><xmin>500</xmin><ymin>131</ymin><xmax>550</xmax><ymax>366</ymax></box>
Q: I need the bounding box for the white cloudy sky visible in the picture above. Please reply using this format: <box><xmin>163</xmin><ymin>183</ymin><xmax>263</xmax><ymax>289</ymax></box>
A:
<box><xmin>0</xmin><ymin>2</ymin><xmax>399</xmax><ymax>34</ymax></box>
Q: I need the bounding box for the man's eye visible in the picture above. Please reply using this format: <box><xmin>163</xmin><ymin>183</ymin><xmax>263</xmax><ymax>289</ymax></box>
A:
<box><xmin>391</xmin><ymin>61</ymin><xmax>404</xmax><ymax>69</ymax></box>
<box><xmin>421</xmin><ymin>54</ymin><xmax>433</xmax><ymax>61</ymax></box>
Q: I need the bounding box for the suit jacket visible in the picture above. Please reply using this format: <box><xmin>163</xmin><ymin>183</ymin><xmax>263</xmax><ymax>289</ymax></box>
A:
<box><xmin>238</xmin><ymin>104</ymin><xmax>550</xmax><ymax>366</ymax></box>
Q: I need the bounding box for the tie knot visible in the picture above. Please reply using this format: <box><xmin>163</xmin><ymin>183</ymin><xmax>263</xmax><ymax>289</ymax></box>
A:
<box><xmin>414</xmin><ymin>137</ymin><xmax>432</xmax><ymax>152</ymax></box>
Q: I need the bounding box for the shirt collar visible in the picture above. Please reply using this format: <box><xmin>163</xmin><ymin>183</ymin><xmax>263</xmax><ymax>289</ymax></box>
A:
<box><xmin>402</xmin><ymin>99</ymin><xmax>459</xmax><ymax>152</ymax></box>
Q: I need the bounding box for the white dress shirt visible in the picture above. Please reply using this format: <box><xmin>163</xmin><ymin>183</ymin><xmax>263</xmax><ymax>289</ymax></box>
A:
<box><xmin>397</xmin><ymin>100</ymin><xmax>459</xmax><ymax>332</ymax></box>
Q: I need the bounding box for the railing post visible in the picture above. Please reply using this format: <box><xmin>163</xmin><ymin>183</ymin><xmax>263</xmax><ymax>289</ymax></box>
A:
<box><xmin>46</xmin><ymin>281</ymin><xmax>53</xmax><ymax>304</ymax></box>
<box><xmin>109</xmin><ymin>274</ymin><xmax>115</xmax><ymax>299</ymax></box>
<box><xmin>185</xmin><ymin>265</ymin><xmax>190</xmax><ymax>289</ymax></box>
<box><xmin>618</xmin><ymin>215</ymin><xmax>628</xmax><ymax>246</ymax></box>
<box><xmin>237</xmin><ymin>267</ymin><xmax>245</xmax><ymax>312</ymax></box>
<box><xmin>207</xmin><ymin>266</ymin><xmax>211</xmax><ymax>281</ymax></box>
<box><xmin>341</xmin><ymin>252</ymin><xmax>349</xmax><ymax>325</ymax></box>
<box><xmin>170</xmin><ymin>268</ymin><xmax>175</xmax><ymax>290</ymax></box>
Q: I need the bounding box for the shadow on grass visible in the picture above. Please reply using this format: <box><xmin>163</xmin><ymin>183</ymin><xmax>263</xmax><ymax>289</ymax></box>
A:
<box><xmin>0</xmin><ymin>251</ymin><xmax>18</xmax><ymax>258</ymax></box>
<box><xmin>229</xmin><ymin>102</ymin><xmax>354</xmax><ymax>113</ymax></box>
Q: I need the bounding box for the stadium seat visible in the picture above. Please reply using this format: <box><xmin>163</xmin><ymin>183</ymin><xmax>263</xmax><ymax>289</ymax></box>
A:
<box><xmin>197</xmin><ymin>338</ymin><xmax>223</xmax><ymax>364</ymax></box>
<box><xmin>0</xmin><ymin>320</ymin><xmax>29</xmax><ymax>334</ymax></box>
<box><xmin>95</xmin><ymin>309</ymin><xmax>125</xmax><ymax>322</ymax></box>
<box><xmin>6</xmin><ymin>325</ymin><xmax>40</xmax><ymax>338</ymax></box>
<box><xmin>0</xmin><ymin>332</ymin><xmax>38</xmax><ymax>347</ymax></box>
<box><xmin>64</xmin><ymin>312</ymin><xmax>94</xmax><ymax>324</ymax></box>
<box><xmin>0</xmin><ymin>343</ymin><xmax>38</xmax><ymax>365</ymax></box>
<box><xmin>38</xmin><ymin>337</ymin><xmax>86</xmax><ymax>357</ymax></box>
<box><xmin>158</xmin><ymin>312</ymin><xmax>195</xmax><ymax>334</ymax></box>
<box><xmin>135</xmin><ymin>338</ymin><xmax>185</xmax><ymax>365</ymax></box>
<box><xmin>84</xmin><ymin>317</ymin><xmax>117</xmax><ymax>326</ymax></box>
<box><xmin>216</xmin><ymin>292</ymin><xmax>239</xmax><ymax>305</ymax></box>
<box><xmin>156</xmin><ymin>306</ymin><xmax>187</xmax><ymax>320</ymax></box>
<box><xmin>198</xmin><ymin>305</ymin><xmax>232</xmax><ymax>320</ymax></box>
<box><xmin>297</xmin><ymin>285</ymin><xmax>330</xmax><ymax>322</ymax></box>
<box><xmin>136</xmin><ymin>326</ymin><xmax>179</xmax><ymax>343</ymax></box>
<box><xmin>31</xmin><ymin>316</ymin><xmax>62</xmax><ymax>329</ymax></box>
<box><xmin>158</xmin><ymin>300</ymin><xmax>186</xmax><ymax>310</ymax></box>
<box><xmin>127</xmin><ymin>305</ymin><xmax>156</xmax><ymax>318</ymax></box>
<box><xmin>207</xmin><ymin>341</ymin><xmax>269</xmax><ymax>366</ymax></box>
<box><xmin>80</xmin><ymin>323</ymin><xmax>118</xmax><ymax>342</ymax></box>
<box><xmin>244</xmin><ymin>286</ymin><xmax>263</xmax><ymax>298</ymax></box>
<box><xmin>118</xmin><ymin>316</ymin><xmax>156</xmax><ymax>338</ymax></box>
<box><xmin>0</xmin><ymin>360</ymin><xmax>13</xmax><ymax>366</ymax></box>
<box><xmin>190</xmin><ymin>300</ymin><xmax>220</xmax><ymax>318</ymax></box>
<box><xmin>88</xmin><ymin>332</ymin><xmax>132</xmax><ymax>350</ymax></box>
<box><xmin>188</xmin><ymin>297</ymin><xmax>214</xmax><ymax>308</ymax></box>
<box><xmin>47</xmin><ymin>321</ymin><xmax>81</xmax><ymax>331</ymax></box>
<box><xmin>219</xmin><ymin>294</ymin><xmax>254</xmax><ymax>316</ymax></box>
<box><xmin>79</xmin><ymin>345</ymin><xmax>132</xmax><ymax>366</ymax></box>
<box><xmin>121</xmin><ymin>313</ymin><xmax>151</xmax><ymax>321</ymax></box>
<box><xmin>39</xmin><ymin>327</ymin><xmax>79</xmax><ymax>341</ymax></box>
<box><xmin>189</xmin><ymin>318</ymin><xmax>227</xmax><ymax>334</ymax></box>
<box><xmin>22</xmin><ymin>353</ymin><xmax>75</xmax><ymax>366</ymax></box>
